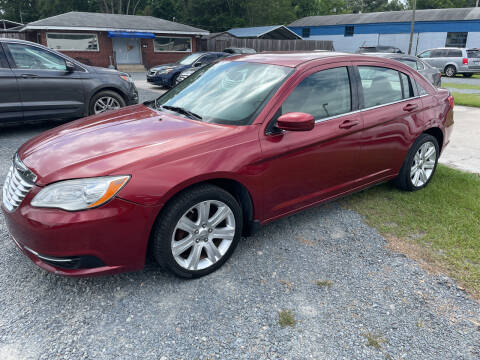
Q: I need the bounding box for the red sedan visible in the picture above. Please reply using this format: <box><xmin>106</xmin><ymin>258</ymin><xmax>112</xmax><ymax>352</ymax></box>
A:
<box><xmin>2</xmin><ymin>52</ymin><xmax>454</xmax><ymax>278</ymax></box>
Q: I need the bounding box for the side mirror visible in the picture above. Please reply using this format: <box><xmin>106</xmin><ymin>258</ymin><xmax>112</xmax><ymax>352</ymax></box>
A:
<box><xmin>194</xmin><ymin>62</ymin><xmax>203</xmax><ymax>67</ymax></box>
<box><xmin>65</xmin><ymin>61</ymin><xmax>75</xmax><ymax>72</ymax></box>
<box><xmin>276</xmin><ymin>112</ymin><xmax>315</xmax><ymax>132</ymax></box>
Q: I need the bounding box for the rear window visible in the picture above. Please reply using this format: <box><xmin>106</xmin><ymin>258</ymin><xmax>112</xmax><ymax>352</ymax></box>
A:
<box><xmin>467</xmin><ymin>49</ymin><xmax>480</xmax><ymax>58</ymax></box>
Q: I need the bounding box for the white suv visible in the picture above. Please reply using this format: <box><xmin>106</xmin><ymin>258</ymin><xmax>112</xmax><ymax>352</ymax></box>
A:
<box><xmin>417</xmin><ymin>47</ymin><xmax>480</xmax><ymax>77</ymax></box>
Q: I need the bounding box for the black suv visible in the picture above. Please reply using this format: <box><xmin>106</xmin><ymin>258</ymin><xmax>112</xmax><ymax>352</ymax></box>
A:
<box><xmin>0</xmin><ymin>39</ymin><xmax>138</xmax><ymax>124</ymax></box>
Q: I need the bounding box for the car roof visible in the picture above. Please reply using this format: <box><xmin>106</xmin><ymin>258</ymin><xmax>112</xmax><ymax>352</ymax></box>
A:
<box><xmin>226</xmin><ymin>51</ymin><xmax>361</xmax><ymax>67</ymax></box>
<box><xmin>370</xmin><ymin>53</ymin><xmax>418</xmax><ymax>60</ymax></box>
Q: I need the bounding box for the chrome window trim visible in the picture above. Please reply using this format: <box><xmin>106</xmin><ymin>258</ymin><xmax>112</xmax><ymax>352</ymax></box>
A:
<box><xmin>313</xmin><ymin>94</ymin><xmax>428</xmax><ymax>124</ymax></box>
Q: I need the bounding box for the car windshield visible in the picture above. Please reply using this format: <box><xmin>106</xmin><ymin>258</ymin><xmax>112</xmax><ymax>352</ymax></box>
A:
<box><xmin>178</xmin><ymin>53</ymin><xmax>203</xmax><ymax>65</ymax></box>
<box><xmin>154</xmin><ymin>61</ymin><xmax>292</xmax><ymax>125</ymax></box>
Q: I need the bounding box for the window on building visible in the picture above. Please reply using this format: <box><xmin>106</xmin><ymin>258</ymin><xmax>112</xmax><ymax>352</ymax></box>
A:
<box><xmin>302</xmin><ymin>27</ymin><xmax>310</xmax><ymax>38</ymax></box>
<box><xmin>281</xmin><ymin>67</ymin><xmax>351</xmax><ymax>121</ymax></box>
<box><xmin>154</xmin><ymin>36</ymin><xmax>192</xmax><ymax>52</ymax></box>
<box><xmin>46</xmin><ymin>33</ymin><xmax>99</xmax><ymax>51</ymax></box>
<box><xmin>445</xmin><ymin>32</ymin><xmax>468</xmax><ymax>48</ymax></box>
<box><xmin>344</xmin><ymin>26</ymin><xmax>354</xmax><ymax>37</ymax></box>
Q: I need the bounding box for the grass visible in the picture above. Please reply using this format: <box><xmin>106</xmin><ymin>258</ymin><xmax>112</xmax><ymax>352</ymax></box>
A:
<box><xmin>278</xmin><ymin>309</ymin><xmax>296</xmax><ymax>328</ymax></box>
<box><xmin>442</xmin><ymin>82</ymin><xmax>480</xmax><ymax>90</ymax></box>
<box><xmin>342</xmin><ymin>165</ymin><xmax>480</xmax><ymax>298</ymax></box>
<box><xmin>450</xmin><ymin>92</ymin><xmax>480</xmax><ymax>108</ymax></box>
<box><xmin>363</xmin><ymin>332</ymin><xmax>386</xmax><ymax>350</ymax></box>
<box><xmin>315</xmin><ymin>280</ymin><xmax>333</xmax><ymax>287</ymax></box>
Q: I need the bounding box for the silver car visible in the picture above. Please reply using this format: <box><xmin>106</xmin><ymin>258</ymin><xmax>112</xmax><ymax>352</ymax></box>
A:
<box><xmin>371</xmin><ymin>53</ymin><xmax>442</xmax><ymax>87</ymax></box>
<box><xmin>417</xmin><ymin>47</ymin><xmax>480</xmax><ymax>77</ymax></box>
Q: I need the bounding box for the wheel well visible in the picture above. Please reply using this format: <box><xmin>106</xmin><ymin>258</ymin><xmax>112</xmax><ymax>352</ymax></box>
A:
<box><xmin>90</xmin><ymin>87</ymin><xmax>127</xmax><ymax>105</ymax></box>
<box><xmin>424</xmin><ymin>127</ymin><xmax>444</xmax><ymax>152</ymax></box>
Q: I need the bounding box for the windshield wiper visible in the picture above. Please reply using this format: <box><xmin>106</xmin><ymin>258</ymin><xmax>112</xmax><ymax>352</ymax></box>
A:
<box><xmin>161</xmin><ymin>105</ymin><xmax>202</xmax><ymax>120</ymax></box>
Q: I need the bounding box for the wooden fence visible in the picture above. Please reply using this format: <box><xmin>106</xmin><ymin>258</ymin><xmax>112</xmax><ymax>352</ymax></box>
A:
<box><xmin>200</xmin><ymin>38</ymin><xmax>334</xmax><ymax>52</ymax></box>
<box><xmin>0</xmin><ymin>32</ymin><xmax>25</xmax><ymax>39</ymax></box>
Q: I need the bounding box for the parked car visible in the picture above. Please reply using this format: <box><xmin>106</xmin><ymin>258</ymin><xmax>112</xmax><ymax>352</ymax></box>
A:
<box><xmin>2</xmin><ymin>52</ymin><xmax>453</xmax><ymax>279</ymax></box>
<box><xmin>368</xmin><ymin>53</ymin><xmax>442</xmax><ymax>87</ymax></box>
<box><xmin>147</xmin><ymin>52</ymin><xmax>228</xmax><ymax>88</ymax></box>
<box><xmin>223</xmin><ymin>47</ymin><xmax>256</xmax><ymax>54</ymax></box>
<box><xmin>356</xmin><ymin>45</ymin><xmax>403</xmax><ymax>54</ymax></box>
<box><xmin>417</xmin><ymin>47</ymin><xmax>480</xmax><ymax>77</ymax></box>
<box><xmin>0</xmin><ymin>39</ymin><xmax>138</xmax><ymax>124</ymax></box>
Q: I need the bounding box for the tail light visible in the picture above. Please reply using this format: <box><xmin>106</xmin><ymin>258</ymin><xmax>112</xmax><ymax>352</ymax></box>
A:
<box><xmin>463</xmin><ymin>58</ymin><xmax>468</xmax><ymax>64</ymax></box>
<box><xmin>448</xmin><ymin>95</ymin><xmax>454</xmax><ymax>109</ymax></box>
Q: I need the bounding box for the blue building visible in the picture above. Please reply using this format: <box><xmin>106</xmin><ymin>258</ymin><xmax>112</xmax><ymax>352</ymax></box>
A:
<box><xmin>289</xmin><ymin>7</ymin><xmax>480</xmax><ymax>54</ymax></box>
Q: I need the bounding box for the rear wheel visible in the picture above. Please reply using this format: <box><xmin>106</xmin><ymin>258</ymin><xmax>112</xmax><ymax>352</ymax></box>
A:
<box><xmin>393</xmin><ymin>134</ymin><xmax>439</xmax><ymax>191</ymax></box>
<box><xmin>463</xmin><ymin>73</ymin><xmax>473</xmax><ymax>78</ymax></box>
<box><xmin>444</xmin><ymin>65</ymin><xmax>456</xmax><ymax>77</ymax></box>
<box><xmin>152</xmin><ymin>184</ymin><xmax>243</xmax><ymax>278</ymax></box>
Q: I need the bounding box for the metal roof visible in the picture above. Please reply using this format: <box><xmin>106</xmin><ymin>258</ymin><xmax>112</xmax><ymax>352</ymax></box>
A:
<box><xmin>227</xmin><ymin>25</ymin><xmax>302</xmax><ymax>39</ymax></box>
<box><xmin>289</xmin><ymin>7</ymin><xmax>480</xmax><ymax>27</ymax></box>
<box><xmin>23</xmin><ymin>11</ymin><xmax>208</xmax><ymax>35</ymax></box>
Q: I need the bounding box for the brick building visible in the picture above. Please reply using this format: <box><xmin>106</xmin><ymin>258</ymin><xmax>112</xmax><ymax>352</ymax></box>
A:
<box><xmin>20</xmin><ymin>12</ymin><xmax>208</xmax><ymax>69</ymax></box>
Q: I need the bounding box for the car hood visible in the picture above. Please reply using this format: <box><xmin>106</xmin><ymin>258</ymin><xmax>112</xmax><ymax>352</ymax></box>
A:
<box><xmin>150</xmin><ymin>64</ymin><xmax>188</xmax><ymax>72</ymax></box>
<box><xmin>18</xmin><ymin>104</ymin><xmax>237</xmax><ymax>186</ymax></box>
<box><xmin>87</xmin><ymin>65</ymin><xmax>121</xmax><ymax>74</ymax></box>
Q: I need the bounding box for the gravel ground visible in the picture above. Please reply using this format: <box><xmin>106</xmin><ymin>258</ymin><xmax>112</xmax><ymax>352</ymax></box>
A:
<box><xmin>1</xmin><ymin>94</ymin><xmax>480</xmax><ymax>359</ymax></box>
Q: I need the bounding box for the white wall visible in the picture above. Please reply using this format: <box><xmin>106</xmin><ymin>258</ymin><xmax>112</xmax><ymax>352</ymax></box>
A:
<box><xmin>308</xmin><ymin>32</ymin><xmax>480</xmax><ymax>55</ymax></box>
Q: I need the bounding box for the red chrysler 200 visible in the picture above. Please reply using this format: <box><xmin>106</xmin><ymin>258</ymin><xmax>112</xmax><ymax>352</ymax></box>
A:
<box><xmin>2</xmin><ymin>52</ymin><xmax>454</xmax><ymax>278</ymax></box>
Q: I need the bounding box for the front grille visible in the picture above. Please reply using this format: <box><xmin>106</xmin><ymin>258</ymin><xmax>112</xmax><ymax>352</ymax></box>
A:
<box><xmin>2</xmin><ymin>156</ymin><xmax>36</xmax><ymax>212</ymax></box>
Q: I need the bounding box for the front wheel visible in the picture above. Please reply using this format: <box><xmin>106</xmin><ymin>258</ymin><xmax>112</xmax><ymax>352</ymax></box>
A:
<box><xmin>444</xmin><ymin>65</ymin><xmax>456</xmax><ymax>77</ymax></box>
<box><xmin>393</xmin><ymin>134</ymin><xmax>439</xmax><ymax>191</ymax></box>
<box><xmin>89</xmin><ymin>90</ymin><xmax>126</xmax><ymax>115</ymax></box>
<box><xmin>152</xmin><ymin>184</ymin><xmax>243</xmax><ymax>278</ymax></box>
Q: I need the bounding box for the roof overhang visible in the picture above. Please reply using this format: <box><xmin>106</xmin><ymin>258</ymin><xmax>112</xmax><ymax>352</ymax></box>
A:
<box><xmin>22</xmin><ymin>25</ymin><xmax>209</xmax><ymax>36</ymax></box>
<box><xmin>108</xmin><ymin>31</ymin><xmax>155</xmax><ymax>39</ymax></box>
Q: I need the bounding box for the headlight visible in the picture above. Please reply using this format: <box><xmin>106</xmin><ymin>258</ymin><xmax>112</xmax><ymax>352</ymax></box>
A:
<box><xmin>120</xmin><ymin>73</ymin><xmax>133</xmax><ymax>82</ymax></box>
<box><xmin>159</xmin><ymin>69</ymin><xmax>173</xmax><ymax>74</ymax></box>
<box><xmin>31</xmin><ymin>176</ymin><xmax>130</xmax><ymax>211</ymax></box>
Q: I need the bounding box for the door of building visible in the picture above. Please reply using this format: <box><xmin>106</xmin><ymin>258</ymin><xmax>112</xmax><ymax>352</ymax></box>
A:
<box><xmin>112</xmin><ymin>38</ymin><xmax>142</xmax><ymax>64</ymax></box>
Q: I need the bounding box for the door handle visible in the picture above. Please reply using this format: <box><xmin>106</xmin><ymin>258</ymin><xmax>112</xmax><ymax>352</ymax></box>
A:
<box><xmin>403</xmin><ymin>103</ymin><xmax>418</xmax><ymax>112</ymax></box>
<box><xmin>339</xmin><ymin>120</ymin><xmax>360</xmax><ymax>129</ymax></box>
<box><xmin>20</xmin><ymin>74</ymin><xmax>39</xmax><ymax>79</ymax></box>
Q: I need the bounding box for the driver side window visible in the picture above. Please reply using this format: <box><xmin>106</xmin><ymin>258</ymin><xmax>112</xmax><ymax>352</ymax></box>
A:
<box><xmin>7</xmin><ymin>43</ymin><xmax>66</xmax><ymax>71</ymax></box>
<box><xmin>281</xmin><ymin>67</ymin><xmax>352</xmax><ymax>121</ymax></box>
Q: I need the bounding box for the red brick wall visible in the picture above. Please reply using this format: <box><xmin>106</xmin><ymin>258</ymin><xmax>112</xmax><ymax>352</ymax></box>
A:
<box><xmin>34</xmin><ymin>30</ymin><xmax>200</xmax><ymax>69</ymax></box>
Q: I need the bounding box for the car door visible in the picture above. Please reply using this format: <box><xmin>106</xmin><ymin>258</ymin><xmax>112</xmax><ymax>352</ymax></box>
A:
<box><xmin>259</xmin><ymin>63</ymin><xmax>364</xmax><ymax>221</ymax></box>
<box><xmin>0</xmin><ymin>43</ymin><xmax>22</xmax><ymax>122</ymax></box>
<box><xmin>4</xmin><ymin>42</ymin><xmax>86</xmax><ymax>121</ymax></box>
<box><xmin>354</xmin><ymin>64</ymin><xmax>424</xmax><ymax>181</ymax></box>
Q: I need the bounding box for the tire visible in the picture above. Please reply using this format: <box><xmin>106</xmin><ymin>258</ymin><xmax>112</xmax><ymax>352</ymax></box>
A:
<box><xmin>151</xmin><ymin>184</ymin><xmax>243</xmax><ymax>278</ymax></box>
<box><xmin>463</xmin><ymin>73</ymin><xmax>473</xmax><ymax>78</ymax></box>
<box><xmin>89</xmin><ymin>90</ymin><xmax>126</xmax><ymax>115</ymax></box>
<box><xmin>393</xmin><ymin>133</ymin><xmax>439</xmax><ymax>191</ymax></box>
<box><xmin>444</xmin><ymin>65</ymin><xmax>456</xmax><ymax>77</ymax></box>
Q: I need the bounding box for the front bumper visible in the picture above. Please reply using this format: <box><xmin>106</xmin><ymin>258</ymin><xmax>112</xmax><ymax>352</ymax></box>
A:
<box><xmin>126</xmin><ymin>84</ymin><xmax>139</xmax><ymax>105</ymax></box>
<box><xmin>2</xmin><ymin>188</ymin><xmax>160</xmax><ymax>277</ymax></box>
<box><xmin>146</xmin><ymin>73</ymin><xmax>172</xmax><ymax>86</ymax></box>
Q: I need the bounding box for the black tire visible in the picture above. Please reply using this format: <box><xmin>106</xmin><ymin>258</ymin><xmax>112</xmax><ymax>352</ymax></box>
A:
<box><xmin>151</xmin><ymin>184</ymin><xmax>243</xmax><ymax>278</ymax></box>
<box><xmin>463</xmin><ymin>73</ymin><xmax>473</xmax><ymax>78</ymax></box>
<box><xmin>393</xmin><ymin>134</ymin><xmax>439</xmax><ymax>191</ymax></box>
<box><xmin>89</xmin><ymin>90</ymin><xmax>126</xmax><ymax>115</ymax></box>
<box><xmin>444</xmin><ymin>65</ymin><xmax>456</xmax><ymax>77</ymax></box>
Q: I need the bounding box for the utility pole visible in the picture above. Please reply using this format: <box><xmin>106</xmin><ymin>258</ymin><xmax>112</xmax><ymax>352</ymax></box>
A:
<box><xmin>476</xmin><ymin>0</ymin><xmax>479</xmax><ymax>7</ymax></box>
<box><xmin>408</xmin><ymin>0</ymin><xmax>416</xmax><ymax>55</ymax></box>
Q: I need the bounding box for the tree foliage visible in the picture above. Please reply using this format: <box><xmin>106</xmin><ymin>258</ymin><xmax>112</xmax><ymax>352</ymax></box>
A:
<box><xmin>0</xmin><ymin>0</ymin><xmax>474</xmax><ymax>32</ymax></box>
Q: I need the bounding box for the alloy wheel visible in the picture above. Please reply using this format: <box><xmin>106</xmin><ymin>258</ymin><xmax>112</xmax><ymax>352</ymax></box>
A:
<box><xmin>171</xmin><ymin>200</ymin><xmax>236</xmax><ymax>271</ymax></box>
<box><xmin>94</xmin><ymin>96</ymin><xmax>121</xmax><ymax>114</ymax></box>
<box><xmin>410</xmin><ymin>141</ymin><xmax>436</xmax><ymax>187</ymax></box>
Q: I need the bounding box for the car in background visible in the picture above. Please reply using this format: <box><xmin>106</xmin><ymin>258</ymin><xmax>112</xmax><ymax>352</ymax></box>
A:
<box><xmin>0</xmin><ymin>38</ymin><xmax>138</xmax><ymax>124</ymax></box>
<box><xmin>369</xmin><ymin>53</ymin><xmax>442</xmax><ymax>87</ymax></box>
<box><xmin>223</xmin><ymin>47</ymin><xmax>256</xmax><ymax>55</ymax></box>
<box><xmin>417</xmin><ymin>47</ymin><xmax>480</xmax><ymax>77</ymax></box>
<box><xmin>356</xmin><ymin>45</ymin><xmax>403</xmax><ymax>54</ymax></box>
<box><xmin>3</xmin><ymin>52</ymin><xmax>453</xmax><ymax>279</ymax></box>
<box><xmin>147</xmin><ymin>52</ymin><xmax>228</xmax><ymax>88</ymax></box>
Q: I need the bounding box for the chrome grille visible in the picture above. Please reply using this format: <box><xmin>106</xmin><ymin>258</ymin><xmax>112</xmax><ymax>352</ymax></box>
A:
<box><xmin>2</xmin><ymin>156</ymin><xmax>36</xmax><ymax>212</ymax></box>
